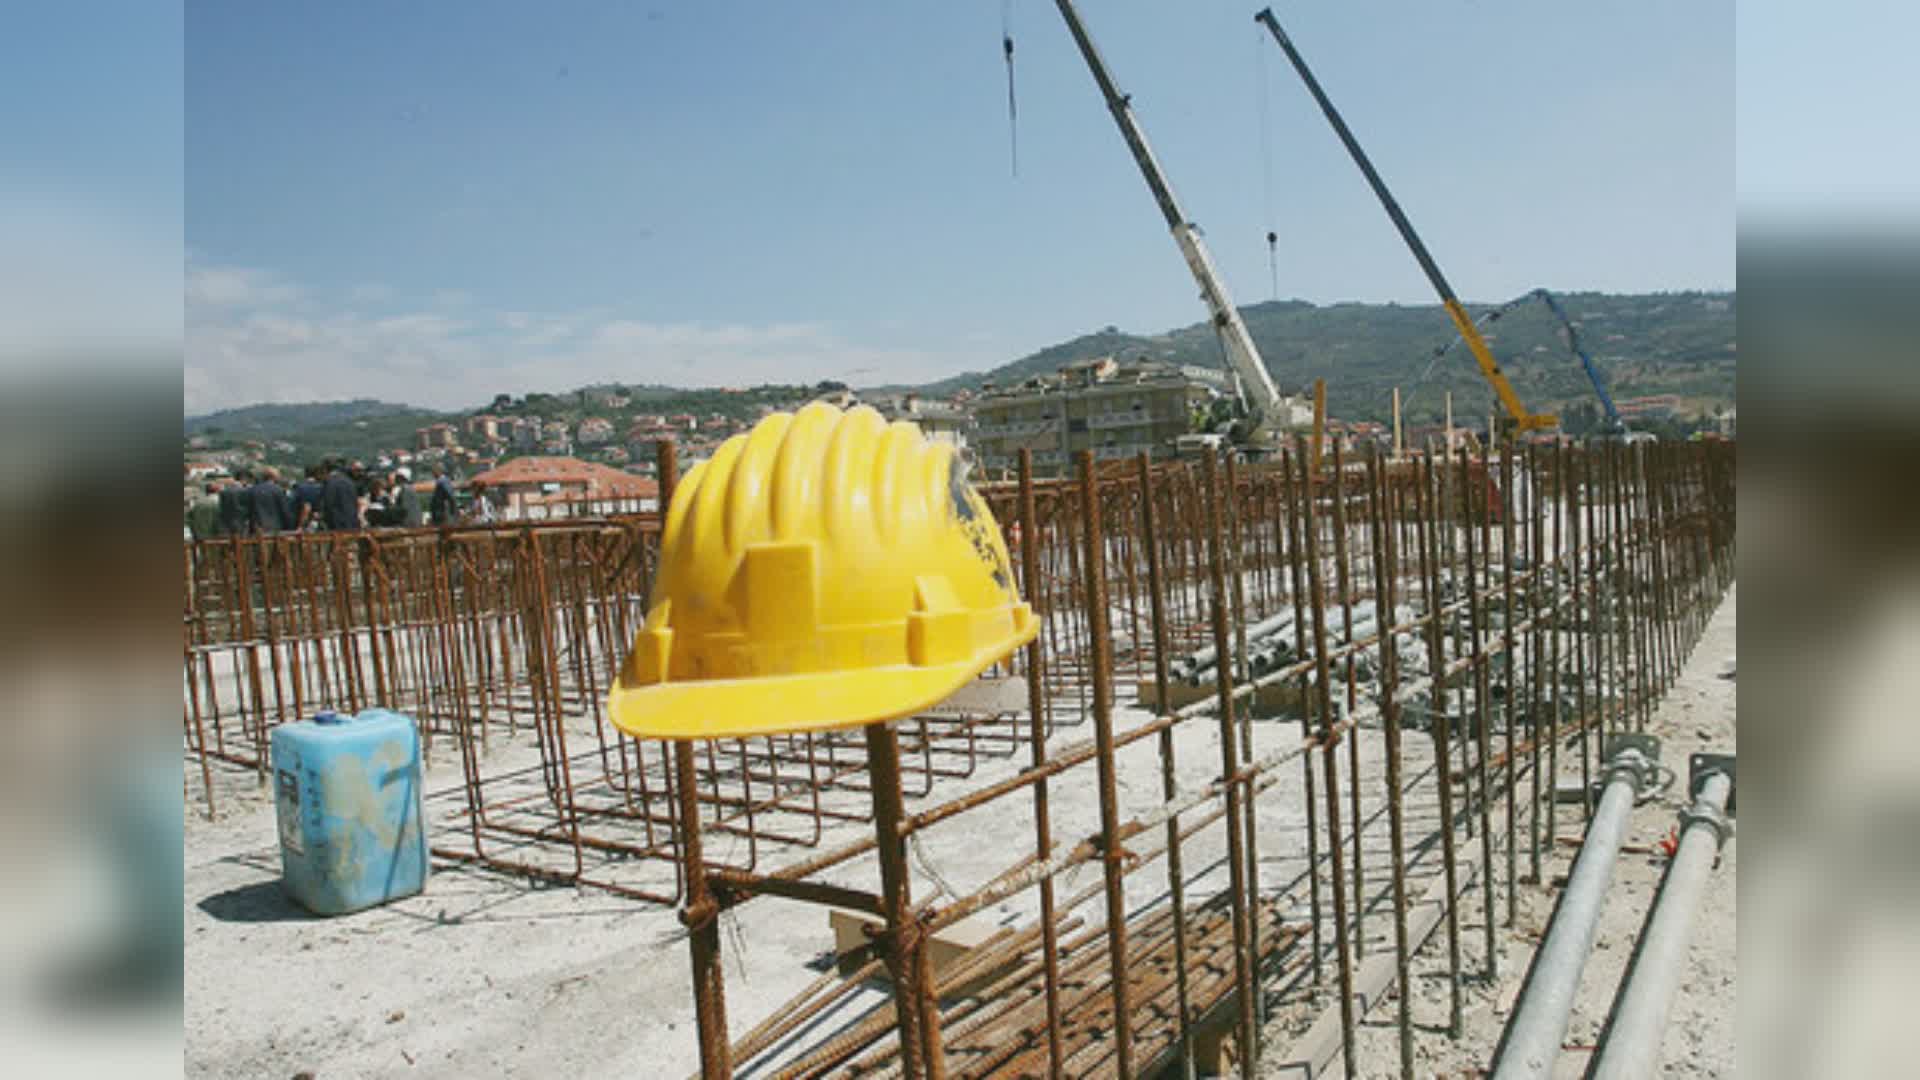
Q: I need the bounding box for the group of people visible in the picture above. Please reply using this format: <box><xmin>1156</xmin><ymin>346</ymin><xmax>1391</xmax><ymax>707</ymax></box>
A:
<box><xmin>186</xmin><ymin>460</ymin><xmax>486</xmax><ymax>540</ymax></box>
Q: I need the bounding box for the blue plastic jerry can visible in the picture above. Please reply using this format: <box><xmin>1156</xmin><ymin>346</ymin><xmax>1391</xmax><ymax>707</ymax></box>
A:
<box><xmin>269</xmin><ymin>708</ymin><xmax>428</xmax><ymax>915</ymax></box>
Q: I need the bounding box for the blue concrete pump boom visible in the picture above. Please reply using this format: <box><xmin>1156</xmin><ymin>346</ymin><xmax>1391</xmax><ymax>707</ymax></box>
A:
<box><xmin>1440</xmin><ymin>288</ymin><xmax>1624</xmax><ymax>431</ymax></box>
<box><xmin>1530</xmin><ymin>289</ymin><xmax>1621</xmax><ymax>428</ymax></box>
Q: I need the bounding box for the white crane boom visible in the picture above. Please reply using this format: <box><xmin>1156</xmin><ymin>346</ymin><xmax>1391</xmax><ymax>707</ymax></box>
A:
<box><xmin>1052</xmin><ymin>0</ymin><xmax>1292</xmax><ymax>447</ymax></box>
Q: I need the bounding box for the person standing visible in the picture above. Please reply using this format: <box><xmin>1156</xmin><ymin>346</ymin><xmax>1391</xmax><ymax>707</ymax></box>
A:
<box><xmin>429</xmin><ymin>463</ymin><xmax>457</xmax><ymax>526</ymax></box>
<box><xmin>218</xmin><ymin>469</ymin><xmax>252</xmax><ymax>536</ymax></box>
<box><xmin>350</xmin><ymin>463</ymin><xmax>374</xmax><ymax>524</ymax></box>
<box><xmin>290</xmin><ymin>464</ymin><xmax>326</xmax><ymax>531</ymax></box>
<box><xmin>249</xmin><ymin>467</ymin><xmax>294</xmax><ymax>535</ymax></box>
<box><xmin>390</xmin><ymin>469</ymin><xmax>424</xmax><ymax>528</ymax></box>
<box><xmin>321</xmin><ymin>459</ymin><xmax>361</xmax><ymax>531</ymax></box>
<box><xmin>468</xmin><ymin>482</ymin><xmax>496</xmax><ymax>524</ymax></box>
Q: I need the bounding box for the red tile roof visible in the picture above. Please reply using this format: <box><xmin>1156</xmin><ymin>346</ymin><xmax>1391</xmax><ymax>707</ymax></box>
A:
<box><xmin>467</xmin><ymin>456</ymin><xmax>658</xmax><ymax>499</ymax></box>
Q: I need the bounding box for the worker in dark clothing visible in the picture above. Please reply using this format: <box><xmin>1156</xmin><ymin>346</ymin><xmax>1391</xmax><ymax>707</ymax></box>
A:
<box><xmin>389</xmin><ymin>469</ymin><xmax>423</xmax><ymax>528</ymax></box>
<box><xmin>429</xmin><ymin>463</ymin><xmax>457</xmax><ymax>526</ymax></box>
<box><xmin>290</xmin><ymin>464</ymin><xmax>326</xmax><ymax>531</ymax></box>
<box><xmin>249</xmin><ymin>467</ymin><xmax>294</xmax><ymax>535</ymax></box>
<box><xmin>321</xmin><ymin>460</ymin><xmax>361</xmax><ymax>531</ymax></box>
<box><xmin>217</xmin><ymin>469</ymin><xmax>253</xmax><ymax>536</ymax></box>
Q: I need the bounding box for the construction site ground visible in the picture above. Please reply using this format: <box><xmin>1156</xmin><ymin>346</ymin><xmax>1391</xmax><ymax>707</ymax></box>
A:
<box><xmin>188</xmin><ymin>678</ymin><xmax>1443</xmax><ymax>1076</ymax></box>
<box><xmin>1266</xmin><ymin>584</ymin><xmax>1737</xmax><ymax>1079</ymax></box>
<box><xmin>184</xmin><ymin>596</ymin><xmax>1736</xmax><ymax>1079</ymax></box>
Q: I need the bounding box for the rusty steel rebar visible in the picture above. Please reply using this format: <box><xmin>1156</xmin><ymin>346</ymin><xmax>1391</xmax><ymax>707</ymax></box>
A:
<box><xmin>185</xmin><ymin>438</ymin><xmax>1738</xmax><ymax>1080</ymax></box>
<box><xmin>1203</xmin><ymin>448</ymin><xmax>1259</xmax><ymax>1080</ymax></box>
<box><xmin>1075</xmin><ymin>449</ymin><xmax>1136</xmax><ymax>1079</ymax></box>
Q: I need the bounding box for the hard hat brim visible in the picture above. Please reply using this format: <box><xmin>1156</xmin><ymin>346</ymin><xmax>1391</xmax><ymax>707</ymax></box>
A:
<box><xmin>607</xmin><ymin>620</ymin><xmax>1039</xmax><ymax>741</ymax></box>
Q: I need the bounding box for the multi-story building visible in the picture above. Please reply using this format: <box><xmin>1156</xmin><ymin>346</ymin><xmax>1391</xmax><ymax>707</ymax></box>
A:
<box><xmin>415</xmin><ymin>422</ymin><xmax>458</xmax><ymax>451</ymax></box>
<box><xmin>970</xmin><ymin>357</ymin><xmax>1228</xmax><ymax>478</ymax></box>
<box><xmin>465</xmin><ymin>415</ymin><xmax>503</xmax><ymax>442</ymax></box>
<box><xmin>512</xmin><ymin>416</ymin><xmax>543</xmax><ymax>449</ymax></box>
<box><xmin>867</xmin><ymin>392</ymin><xmax>973</xmax><ymax>448</ymax></box>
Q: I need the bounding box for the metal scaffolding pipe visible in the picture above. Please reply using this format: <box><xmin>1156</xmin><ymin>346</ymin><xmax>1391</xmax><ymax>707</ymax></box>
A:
<box><xmin>1490</xmin><ymin>738</ymin><xmax>1659</xmax><ymax>1079</ymax></box>
<box><xmin>1589</xmin><ymin>765</ymin><xmax>1735</xmax><ymax>1080</ymax></box>
<box><xmin>1172</xmin><ymin>609</ymin><xmax>1294</xmax><ymax>680</ymax></box>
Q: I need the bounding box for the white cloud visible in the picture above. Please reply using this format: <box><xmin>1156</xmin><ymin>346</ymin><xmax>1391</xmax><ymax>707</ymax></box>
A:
<box><xmin>183</xmin><ymin>261</ymin><xmax>975</xmax><ymax>415</ymax></box>
<box><xmin>0</xmin><ymin>189</ymin><xmax>179</xmax><ymax>363</ymax></box>
<box><xmin>185</xmin><ymin>264</ymin><xmax>300</xmax><ymax>309</ymax></box>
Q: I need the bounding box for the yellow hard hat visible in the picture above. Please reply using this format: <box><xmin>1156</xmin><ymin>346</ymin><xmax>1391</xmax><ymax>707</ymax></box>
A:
<box><xmin>609</xmin><ymin>401</ymin><xmax>1038</xmax><ymax>740</ymax></box>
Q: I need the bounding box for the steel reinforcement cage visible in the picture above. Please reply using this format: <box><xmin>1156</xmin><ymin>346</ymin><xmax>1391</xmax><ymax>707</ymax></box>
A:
<box><xmin>183</xmin><ymin>436</ymin><xmax>1734</xmax><ymax>1078</ymax></box>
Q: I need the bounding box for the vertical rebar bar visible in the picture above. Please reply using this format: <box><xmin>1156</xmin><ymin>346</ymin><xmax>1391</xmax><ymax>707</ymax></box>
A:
<box><xmin>1225</xmin><ymin>453</ymin><xmax>1267</xmax><ymax>1034</ymax></box>
<box><xmin>1365</xmin><ymin>446</ymin><xmax>1415</xmax><ymax>1080</ymax></box>
<box><xmin>1137</xmin><ymin>453</ymin><xmax>1196</xmax><ymax>1080</ymax></box>
<box><xmin>866</xmin><ymin>719</ymin><xmax>942</xmax><ymax>1080</ymax></box>
<box><xmin>1280</xmin><ymin>449</ymin><xmax>1323</xmax><ymax>989</ymax></box>
<box><xmin>1076</xmin><ymin>451</ymin><xmax>1136</xmax><ymax>1080</ymax></box>
<box><xmin>1299</xmin><ymin>437</ymin><xmax>1357</xmax><ymax>1079</ymax></box>
<box><xmin>1330</xmin><ymin>441</ymin><xmax>1365</xmax><ymax>963</ymax></box>
<box><xmin>1203</xmin><ymin>449</ymin><xmax>1259</xmax><ymax>1080</ymax></box>
<box><xmin>1500</xmin><ymin>446</ymin><xmax>1518</xmax><ymax>922</ymax></box>
<box><xmin>1413</xmin><ymin>451</ymin><xmax>1464</xmax><ymax>1036</ymax></box>
<box><xmin>1459</xmin><ymin>445</ymin><xmax>1497</xmax><ymax>980</ymax></box>
<box><xmin>1016</xmin><ymin>451</ymin><xmax>1066</xmax><ymax>1080</ymax></box>
<box><xmin>1528</xmin><ymin>443</ymin><xmax>1545</xmax><ymax>887</ymax></box>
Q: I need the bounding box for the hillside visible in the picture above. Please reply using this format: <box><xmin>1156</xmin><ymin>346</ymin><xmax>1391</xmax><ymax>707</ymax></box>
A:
<box><xmin>184</xmin><ymin>399</ymin><xmax>446</xmax><ymax>436</ymax></box>
<box><xmin>183</xmin><ymin>292</ymin><xmax>1733</xmax><ymax>466</ymax></box>
<box><xmin>922</xmin><ymin>291</ymin><xmax>1735</xmax><ymax>430</ymax></box>
<box><xmin>183</xmin><ymin>385</ymin><xmax>844</xmax><ymax>469</ymax></box>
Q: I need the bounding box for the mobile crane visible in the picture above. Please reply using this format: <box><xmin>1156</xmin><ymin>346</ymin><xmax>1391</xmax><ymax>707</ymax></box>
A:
<box><xmin>1255</xmin><ymin>8</ymin><xmax>1559</xmax><ymax>437</ymax></box>
<box><xmin>1052</xmin><ymin>0</ymin><xmax>1306</xmax><ymax>456</ymax></box>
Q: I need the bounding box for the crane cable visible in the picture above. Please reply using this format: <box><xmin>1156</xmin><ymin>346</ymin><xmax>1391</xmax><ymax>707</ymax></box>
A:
<box><xmin>1256</xmin><ymin>22</ymin><xmax>1279</xmax><ymax>301</ymax></box>
<box><xmin>1402</xmin><ymin>290</ymin><xmax>1567</xmax><ymax>426</ymax></box>
<box><xmin>1397</xmin><ymin>303</ymin><xmax>1502</xmax><ymax>427</ymax></box>
<box><xmin>1002</xmin><ymin>0</ymin><xmax>1019</xmax><ymax>179</ymax></box>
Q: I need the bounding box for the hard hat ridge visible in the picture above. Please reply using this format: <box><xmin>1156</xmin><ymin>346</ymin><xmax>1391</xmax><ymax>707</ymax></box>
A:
<box><xmin>610</xmin><ymin>401</ymin><xmax>1037</xmax><ymax>740</ymax></box>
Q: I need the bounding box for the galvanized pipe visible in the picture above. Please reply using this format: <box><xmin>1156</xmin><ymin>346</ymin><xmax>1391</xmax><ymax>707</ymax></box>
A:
<box><xmin>1589</xmin><ymin>768</ymin><xmax>1734</xmax><ymax>1080</ymax></box>
<box><xmin>1171</xmin><ymin>609</ymin><xmax>1293</xmax><ymax>681</ymax></box>
<box><xmin>1490</xmin><ymin>741</ymin><xmax>1659</xmax><ymax>1079</ymax></box>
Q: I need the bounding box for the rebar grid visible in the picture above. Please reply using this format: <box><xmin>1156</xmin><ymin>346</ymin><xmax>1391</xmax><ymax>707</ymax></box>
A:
<box><xmin>181</xmin><ymin>437</ymin><xmax>1735</xmax><ymax>1079</ymax></box>
<box><xmin>672</xmin><ymin>439</ymin><xmax>1733</xmax><ymax>1080</ymax></box>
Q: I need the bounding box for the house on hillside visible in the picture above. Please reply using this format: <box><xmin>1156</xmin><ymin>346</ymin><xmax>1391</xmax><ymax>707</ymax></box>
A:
<box><xmin>465</xmin><ymin>456</ymin><xmax>659</xmax><ymax>520</ymax></box>
<box><xmin>577</xmin><ymin>416</ymin><xmax>615</xmax><ymax>445</ymax></box>
<box><xmin>512</xmin><ymin>416</ymin><xmax>542</xmax><ymax>449</ymax></box>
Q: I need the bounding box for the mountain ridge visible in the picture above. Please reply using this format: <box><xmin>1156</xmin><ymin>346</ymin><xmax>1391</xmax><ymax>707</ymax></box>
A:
<box><xmin>185</xmin><ymin>290</ymin><xmax>1734</xmax><ymax>457</ymax></box>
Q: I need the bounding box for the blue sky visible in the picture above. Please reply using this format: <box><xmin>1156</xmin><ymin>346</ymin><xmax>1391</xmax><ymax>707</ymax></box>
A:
<box><xmin>1</xmin><ymin>3</ymin><xmax>180</xmax><ymax>364</ymax></box>
<box><xmin>185</xmin><ymin>1</ymin><xmax>1732</xmax><ymax>413</ymax></box>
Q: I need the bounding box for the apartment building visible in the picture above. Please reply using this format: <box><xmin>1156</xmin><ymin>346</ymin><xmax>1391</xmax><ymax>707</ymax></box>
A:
<box><xmin>971</xmin><ymin>357</ymin><xmax>1227</xmax><ymax>478</ymax></box>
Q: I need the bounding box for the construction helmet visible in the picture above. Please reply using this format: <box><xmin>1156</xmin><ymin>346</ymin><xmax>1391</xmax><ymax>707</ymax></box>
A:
<box><xmin>609</xmin><ymin>402</ymin><xmax>1037</xmax><ymax>740</ymax></box>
